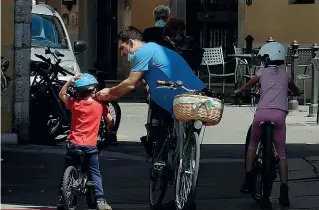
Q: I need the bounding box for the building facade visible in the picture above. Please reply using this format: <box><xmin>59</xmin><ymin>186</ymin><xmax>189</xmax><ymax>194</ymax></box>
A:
<box><xmin>1</xmin><ymin>0</ymin><xmax>318</xmax><ymax>144</ymax></box>
<box><xmin>1</xmin><ymin>0</ymin><xmax>31</xmax><ymax>144</ymax></box>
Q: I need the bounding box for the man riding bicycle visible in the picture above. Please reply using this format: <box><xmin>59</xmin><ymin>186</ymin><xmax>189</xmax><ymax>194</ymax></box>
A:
<box><xmin>96</xmin><ymin>26</ymin><xmax>206</xmax><ymax>156</ymax></box>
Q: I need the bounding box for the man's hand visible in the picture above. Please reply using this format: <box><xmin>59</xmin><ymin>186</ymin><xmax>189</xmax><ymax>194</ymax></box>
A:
<box><xmin>96</xmin><ymin>88</ymin><xmax>112</xmax><ymax>101</ymax></box>
<box><xmin>106</xmin><ymin>119</ymin><xmax>114</xmax><ymax>132</ymax></box>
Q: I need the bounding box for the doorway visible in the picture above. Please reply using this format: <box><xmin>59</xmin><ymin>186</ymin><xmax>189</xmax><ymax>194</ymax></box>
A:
<box><xmin>96</xmin><ymin>0</ymin><xmax>118</xmax><ymax>79</ymax></box>
<box><xmin>186</xmin><ymin>0</ymin><xmax>238</xmax><ymax>54</ymax></box>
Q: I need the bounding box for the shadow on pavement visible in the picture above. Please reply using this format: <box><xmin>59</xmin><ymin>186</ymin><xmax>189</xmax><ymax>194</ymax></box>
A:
<box><xmin>1</xmin><ymin>142</ymin><xmax>319</xmax><ymax>209</ymax></box>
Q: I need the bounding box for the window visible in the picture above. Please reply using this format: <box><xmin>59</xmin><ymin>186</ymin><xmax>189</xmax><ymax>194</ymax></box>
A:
<box><xmin>290</xmin><ymin>0</ymin><xmax>315</xmax><ymax>4</ymax></box>
<box><xmin>31</xmin><ymin>14</ymin><xmax>68</xmax><ymax>49</ymax></box>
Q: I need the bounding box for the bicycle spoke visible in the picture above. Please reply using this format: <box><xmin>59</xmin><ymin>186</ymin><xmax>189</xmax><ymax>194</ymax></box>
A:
<box><xmin>176</xmin><ymin>130</ymin><xmax>199</xmax><ymax>209</ymax></box>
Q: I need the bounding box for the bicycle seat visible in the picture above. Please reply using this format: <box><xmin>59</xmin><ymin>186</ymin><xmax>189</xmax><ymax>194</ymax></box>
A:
<box><xmin>69</xmin><ymin>149</ymin><xmax>85</xmax><ymax>157</ymax></box>
<box><xmin>259</xmin><ymin>121</ymin><xmax>276</xmax><ymax>127</ymax></box>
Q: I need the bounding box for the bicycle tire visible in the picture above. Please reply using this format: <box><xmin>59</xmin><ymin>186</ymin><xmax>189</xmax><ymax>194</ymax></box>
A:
<box><xmin>175</xmin><ymin>131</ymin><xmax>200</xmax><ymax>210</ymax></box>
<box><xmin>86</xmin><ymin>187</ymin><xmax>96</xmax><ymax>209</ymax></box>
<box><xmin>245</xmin><ymin>125</ymin><xmax>252</xmax><ymax>163</ymax></box>
<box><xmin>149</xmin><ymin>139</ymin><xmax>168</xmax><ymax>209</ymax></box>
<box><xmin>251</xmin><ymin>156</ymin><xmax>262</xmax><ymax>203</ymax></box>
<box><xmin>261</xmin><ymin>125</ymin><xmax>276</xmax><ymax>203</ymax></box>
<box><xmin>61</xmin><ymin>166</ymin><xmax>78</xmax><ymax>210</ymax></box>
<box><xmin>109</xmin><ymin>101</ymin><xmax>121</xmax><ymax>133</ymax></box>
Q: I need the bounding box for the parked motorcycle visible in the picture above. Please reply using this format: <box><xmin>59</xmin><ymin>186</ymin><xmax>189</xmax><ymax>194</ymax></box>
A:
<box><xmin>1</xmin><ymin>56</ymin><xmax>11</xmax><ymax>93</ymax></box>
<box><xmin>30</xmin><ymin>48</ymin><xmax>76</xmax><ymax>144</ymax></box>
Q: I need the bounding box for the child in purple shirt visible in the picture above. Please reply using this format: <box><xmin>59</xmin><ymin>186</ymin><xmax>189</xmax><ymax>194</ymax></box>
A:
<box><xmin>235</xmin><ymin>42</ymin><xmax>302</xmax><ymax>208</ymax></box>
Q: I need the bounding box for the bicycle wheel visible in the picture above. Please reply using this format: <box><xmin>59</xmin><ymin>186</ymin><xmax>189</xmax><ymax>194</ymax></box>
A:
<box><xmin>261</xmin><ymin>126</ymin><xmax>276</xmax><ymax>203</ymax></box>
<box><xmin>61</xmin><ymin>166</ymin><xmax>78</xmax><ymax>210</ymax></box>
<box><xmin>251</xmin><ymin>155</ymin><xmax>262</xmax><ymax>203</ymax></box>
<box><xmin>86</xmin><ymin>187</ymin><xmax>96</xmax><ymax>209</ymax></box>
<box><xmin>175</xmin><ymin>131</ymin><xmax>200</xmax><ymax>210</ymax></box>
<box><xmin>109</xmin><ymin>101</ymin><xmax>121</xmax><ymax>133</ymax></box>
<box><xmin>149</xmin><ymin>140</ymin><xmax>168</xmax><ymax>208</ymax></box>
<box><xmin>245</xmin><ymin>124</ymin><xmax>252</xmax><ymax>162</ymax></box>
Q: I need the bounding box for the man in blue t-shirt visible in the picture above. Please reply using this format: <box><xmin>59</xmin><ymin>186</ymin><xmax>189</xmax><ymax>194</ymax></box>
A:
<box><xmin>96</xmin><ymin>26</ymin><xmax>206</xmax><ymax>156</ymax></box>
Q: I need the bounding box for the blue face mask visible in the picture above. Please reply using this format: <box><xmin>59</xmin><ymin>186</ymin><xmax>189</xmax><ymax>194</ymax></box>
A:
<box><xmin>155</xmin><ymin>19</ymin><xmax>166</xmax><ymax>27</ymax></box>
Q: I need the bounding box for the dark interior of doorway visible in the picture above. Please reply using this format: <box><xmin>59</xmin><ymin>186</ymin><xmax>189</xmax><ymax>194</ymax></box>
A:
<box><xmin>96</xmin><ymin>0</ymin><xmax>118</xmax><ymax>80</ymax></box>
<box><xmin>186</xmin><ymin>0</ymin><xmax>238</xmax><ymax>54</ymax></box>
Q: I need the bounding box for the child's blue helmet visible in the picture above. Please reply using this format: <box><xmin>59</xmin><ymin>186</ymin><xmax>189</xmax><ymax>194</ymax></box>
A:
<box><xmin>73</xmin><ymin>73</ymin><xmax>98</xmax><ymax>91</ymax></box>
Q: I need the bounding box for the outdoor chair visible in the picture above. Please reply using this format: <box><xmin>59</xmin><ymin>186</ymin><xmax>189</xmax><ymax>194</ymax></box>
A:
<box><xmin>200</xmin><ymin>47</ymin><xmax>235</xmax><ymax>93</ymax></box>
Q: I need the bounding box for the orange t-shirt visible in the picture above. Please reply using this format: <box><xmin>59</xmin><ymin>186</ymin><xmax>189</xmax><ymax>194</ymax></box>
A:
<box><xmin>67</xmin><ymin>97</ymin><xmax>109</xmax><ymax>146</ymax></box>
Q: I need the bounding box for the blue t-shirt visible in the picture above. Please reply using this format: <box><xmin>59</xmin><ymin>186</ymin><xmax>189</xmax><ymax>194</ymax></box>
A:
<box><xmin>131</xmin><ymin>42</ymin><xmax>206</xmax><ymax>115</ymax></box>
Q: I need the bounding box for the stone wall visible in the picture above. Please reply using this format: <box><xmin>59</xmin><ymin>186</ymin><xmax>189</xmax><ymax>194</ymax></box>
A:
<box><xmin>13</xmin><ymin>0</ymin><xmax>32</xmax><ymax>143</ymax></box>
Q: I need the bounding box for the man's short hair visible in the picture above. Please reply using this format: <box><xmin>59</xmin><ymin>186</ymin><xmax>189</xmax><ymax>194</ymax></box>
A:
<box><xmin>153</xmin><ymin>5</ymin><xmax>171</xmax><ymax>17</ymax></box>
<box><xmin>117</xmin><ymin>26</ymin><xmax>143</xmax><ymax>42</ymax></box>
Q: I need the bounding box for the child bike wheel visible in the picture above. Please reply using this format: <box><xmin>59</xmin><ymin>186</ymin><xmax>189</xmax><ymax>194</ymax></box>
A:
<box><xmin>260</xmin><ymin>126</ymin><xmax>276</xmax><ymax>206</ymax></box>
<box><xmin>175</xmin><ymin>131</ymin><xmax>200</xmax><ymax>210</ymax></box>
<box><xmin>86</xmin><ymin>187</ymin><xmax>96</xmax><ymax>209</ymax></box>
<box><xmin>251</xmin><ymin>159</ymin><xmax>263</xmax><ymax>203</ymax></box>
<box><xmin>61</xmin><ymin>166</ymin><xmax>78</xmax><ymax>210</ymax></box>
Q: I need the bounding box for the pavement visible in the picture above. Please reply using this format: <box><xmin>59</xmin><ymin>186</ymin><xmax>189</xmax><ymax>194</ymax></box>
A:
<box><xmin>1</xmin><ymin>103</ymin><xmax>319</xmax><ymax>210</ymax></box>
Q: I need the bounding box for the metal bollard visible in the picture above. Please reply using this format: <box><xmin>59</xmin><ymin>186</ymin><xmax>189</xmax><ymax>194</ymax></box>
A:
<box><xmin>288</xmin><ymin>40</ymin><xmax>299</xmax><ymax>111</ymax></box>
<box><xmin>245</xmin><ymin>35</ymin><xmax>254</xmax><ymax>54</ymax></box>
<box><xmin>308</xmin><ymin>43</ymin><xmax>319</xmax><ymax>117</ymax></box>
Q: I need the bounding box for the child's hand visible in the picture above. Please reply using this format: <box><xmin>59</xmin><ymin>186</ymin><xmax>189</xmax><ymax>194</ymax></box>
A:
<box><xmin>234</xmin><ymin>90</ymin><xmax>240</xmax><ymax>95</ymax></box>
<box><xmin>106</xmin><ymin>119</ymin><xmax>114</xmax><ymax>132</ymax></box>
<box><xmin>70</xmin><ymin>73</ymin><xmax>82</xmax><ymax>84</ymax></box>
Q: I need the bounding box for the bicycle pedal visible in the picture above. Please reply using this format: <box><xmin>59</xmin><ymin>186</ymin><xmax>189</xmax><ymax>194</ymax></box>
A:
<box><xmin>153</xmin><ymin>161</ymin><xmax>166</xmax><ymax>172</ymax></box>
<box><xmin>86</xmin><ymin>181</ymin><xmax>96</xmax><ymax>187</ymax></box>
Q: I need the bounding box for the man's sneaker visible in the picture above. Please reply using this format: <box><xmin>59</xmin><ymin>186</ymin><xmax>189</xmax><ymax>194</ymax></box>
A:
<box><xmin>279</xmin><ymin>183</ymin><xmax>290</xmax><ymax>207</ymax></box>
<box><xmin>96</xmin><ymin>198</ymin><xmax>112</xmax><ymax>210</ymax></box>
<box><xmin>56</xmin><ymin>196</ymin><xmax>64</xmax><ymax>210</ymax></box>
<box><xmin>260</xmin><ymin>198</ymin><xmax>272</xmax><ymax>209</ymax></box>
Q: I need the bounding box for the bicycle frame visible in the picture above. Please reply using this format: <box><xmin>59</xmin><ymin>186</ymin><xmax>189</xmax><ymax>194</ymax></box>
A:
<box><xmin>153</xmin><ymin>120</ymin><xmax>201</xmax><ymax>177</ymax></box>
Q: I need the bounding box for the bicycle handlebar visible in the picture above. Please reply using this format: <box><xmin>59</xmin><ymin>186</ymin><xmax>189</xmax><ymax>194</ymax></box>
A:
<box><xmin>157</xmin><ymin>80</ymin><xmax>174</xmax><ymax>86</ymax></box>
<box><xmin>34</xmin><ymin>53</ymin><xmax>50</xmax><ymax>63</ymax></box>
<box><xmin>238</xmin><ymin>90</ymin><xmax>304</xmax><ymax>98</ymax></box>
<box><xmin>34</xmin><ymin>51</ymin><xmax>73</xmax><ymax>77</ymax></box>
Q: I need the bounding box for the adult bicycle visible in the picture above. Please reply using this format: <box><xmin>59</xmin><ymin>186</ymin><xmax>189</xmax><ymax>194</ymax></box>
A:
<box><xmin>149</xmin><ymin>80</ymin><xmax>224</xmax><ymax>210</ymax></box>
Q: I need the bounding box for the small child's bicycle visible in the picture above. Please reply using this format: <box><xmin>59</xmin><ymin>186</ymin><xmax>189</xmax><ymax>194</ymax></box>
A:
<box><xmin>61</xmin><ymin>149</ymin><xmax>97</xmax><ymax>210</ymax></box>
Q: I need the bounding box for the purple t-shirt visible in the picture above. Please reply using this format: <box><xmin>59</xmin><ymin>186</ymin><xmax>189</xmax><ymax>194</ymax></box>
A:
<box><xmin>257</xmin><ymin>66</ymin><xmax>290</xmax><ymax>112</ymax></box>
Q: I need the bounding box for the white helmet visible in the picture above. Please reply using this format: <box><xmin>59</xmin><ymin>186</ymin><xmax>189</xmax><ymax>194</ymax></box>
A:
<box><xmin>258</xmin><ymin>42</ymin><xmax>286</xmax><ymax>61</ymax></box>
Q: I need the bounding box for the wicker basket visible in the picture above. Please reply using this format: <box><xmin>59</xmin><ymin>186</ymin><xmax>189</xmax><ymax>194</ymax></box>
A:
<box><xmin>173</xmin><ymin>94</ymin><xmax>224</xmax><ymax>126</ymax></box>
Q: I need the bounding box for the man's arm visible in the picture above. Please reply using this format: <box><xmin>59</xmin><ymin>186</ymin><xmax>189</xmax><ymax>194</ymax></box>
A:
<box><xmin>109</xmin><ymin>71</ymin><xmax>144</xmax><ymax>97</ymax></box>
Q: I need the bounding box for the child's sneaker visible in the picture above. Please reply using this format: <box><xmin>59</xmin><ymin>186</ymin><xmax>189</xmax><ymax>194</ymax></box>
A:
<box><xmin>279</xmin><ymin>183</ymin><xmax>290</xmax><ymax>207</ymax></box>
<box><xmin>56</xmin><ymin>196</ymin><xmax>64</xmax><ymax>210</ymax></box>
<box><xmin>96</xmin><ymin>198</ymin><xmax>112</xmax><ymax>210</ymax></box>
<box><xmin>240</xmin><ymin>172</ymin><xmax>253</xmax><ymax>194</ymax></box>
<box><xmin>260</xmin><ymin>198</ymin><xmax>272</xmax><ymax>209</ymax></box>
<box><xmin>240</xmin><ymin>181</ymin><xmax>251</xmax><ymax>194</ymax></box>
